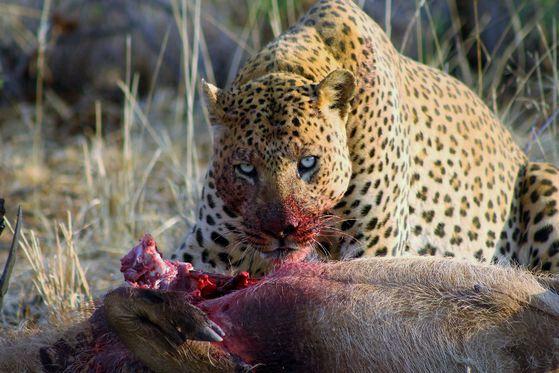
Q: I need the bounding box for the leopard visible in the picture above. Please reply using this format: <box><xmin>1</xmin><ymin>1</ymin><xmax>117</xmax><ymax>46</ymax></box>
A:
<box><xmin>172</xmin><ymin>0</ymin><xmax>559</xmax><ymax>276</ymax></box>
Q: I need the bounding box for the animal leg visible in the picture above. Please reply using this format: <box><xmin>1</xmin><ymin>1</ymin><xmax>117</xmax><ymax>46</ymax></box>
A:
<box><xmin>103</xmin><ymin>287</ymin><xmax>246</xmax><ymax>373</ymax></box>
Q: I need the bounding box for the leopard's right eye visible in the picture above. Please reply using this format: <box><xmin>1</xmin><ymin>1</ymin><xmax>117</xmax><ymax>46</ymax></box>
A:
<box><xmin>236</xmin><ymin>163</ymin><xmax>257</xmax><ymax>178</ymax></box>
<box><xmin>297</xmin><ymin>156</ymin><xmax>319</xmax><ymax>182</ymax></box>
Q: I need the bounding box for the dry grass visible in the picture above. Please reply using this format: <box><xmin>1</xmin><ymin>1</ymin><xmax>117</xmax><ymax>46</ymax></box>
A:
<box><xmin>0</xmin><ymin>0</ymin><xmax>557</xmax><ymax>330</ymax></box>
<box><xmin>11</xmin><ymin>212</ymin><xmax>91</xmax><ymax>323</ymax></box>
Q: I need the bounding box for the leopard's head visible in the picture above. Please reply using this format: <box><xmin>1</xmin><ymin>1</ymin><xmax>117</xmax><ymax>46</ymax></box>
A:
<box><xmin>204</xmin><ymin>70</ymin><xmax>355</xmax><ymax>260</ymax></box>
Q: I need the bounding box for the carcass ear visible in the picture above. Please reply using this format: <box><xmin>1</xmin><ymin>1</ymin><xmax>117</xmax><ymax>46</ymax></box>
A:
<box><xmin>317</xmin><ymin>69</ymin><xmax>355</xmax><ymax>118</ymax></box>
<box><xmin>202</xmin><ymin>79</ymin><xmax>224</xmax><ymax>122</ymax></box>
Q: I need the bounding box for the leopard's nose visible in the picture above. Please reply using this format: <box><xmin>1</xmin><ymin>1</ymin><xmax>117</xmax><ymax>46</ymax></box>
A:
<box><xmin>263</xmin><ymin>222</ymin><xmax>298</xmax><ymax>240</ymax></box>
<box><xmin>278</xmin><ymin>224</ymin><xmax>297</xmax><ymax>238</ymax></box>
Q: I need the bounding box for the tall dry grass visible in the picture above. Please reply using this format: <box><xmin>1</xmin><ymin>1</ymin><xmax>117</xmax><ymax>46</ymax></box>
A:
<box><xmin>0</xmin><ymin>0</ymin><xmax>557</xmax><ymax>327</ymax></box>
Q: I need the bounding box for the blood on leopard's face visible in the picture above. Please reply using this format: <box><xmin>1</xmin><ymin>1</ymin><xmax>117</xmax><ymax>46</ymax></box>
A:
<box><xmin>214</xmin><ymin>150</ymin><xmax>330</xmax><ymax>260</ymax></box>
<box><xmin>210</xmin><ymin>77</ymin><xmax>351</xmax><ymax>260</ymax></box>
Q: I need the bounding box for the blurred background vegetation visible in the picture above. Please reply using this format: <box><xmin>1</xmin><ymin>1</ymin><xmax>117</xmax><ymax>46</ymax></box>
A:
<box><xmin>0</xmin><ymin>0</ymin><xmax>557</xmax><ymax>326</ymax></box>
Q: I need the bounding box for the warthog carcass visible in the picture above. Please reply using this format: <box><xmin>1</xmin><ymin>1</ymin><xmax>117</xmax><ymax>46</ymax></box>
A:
<box><xmin>1</xmin><ymin>235</ymin><xmax>559</xmax><ymax>372</ymax></box>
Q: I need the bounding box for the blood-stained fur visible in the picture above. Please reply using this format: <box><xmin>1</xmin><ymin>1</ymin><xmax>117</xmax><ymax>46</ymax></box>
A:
<box><xmin>107</xmin><ymin>257</ymin><xmax>559</xmax><ymax>372</ymax></box>
<box><xmin>3</xmin><ymin>256</ymin><xmax>559</xmax><ymax>372</ymax></box>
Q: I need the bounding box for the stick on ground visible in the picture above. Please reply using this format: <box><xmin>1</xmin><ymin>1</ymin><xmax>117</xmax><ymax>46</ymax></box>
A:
<box><xmin>0</xmin><ymin>199</ymin><xmax>5</xmax><ymax>237</ymax></box>
<box><xmin>0</xmin><ymin>206</ymin><xmax>22</xmax><ymax>309</ymax></box>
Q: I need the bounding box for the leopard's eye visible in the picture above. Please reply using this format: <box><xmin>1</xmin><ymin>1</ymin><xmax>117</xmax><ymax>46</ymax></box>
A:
<box><xmin>298</xmin><ymin>156</ymin><xmax>319</xmax><ymax>181</ymax></box>
<box><xmin>236</xmin><ymin>163</ymin><xmax>257</xmax><ymax>178</ymax></box>
<box><xmin>300</xmin><ymin>156</ymin><xmax>317</xmax><ymax>169</ymax></box>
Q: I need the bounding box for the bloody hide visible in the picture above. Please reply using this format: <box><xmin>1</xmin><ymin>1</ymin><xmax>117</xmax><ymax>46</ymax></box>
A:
<box><xmin>98</xmin><ymin>234</ymin><xmax>559</xmax><ymax>373</ymax></box>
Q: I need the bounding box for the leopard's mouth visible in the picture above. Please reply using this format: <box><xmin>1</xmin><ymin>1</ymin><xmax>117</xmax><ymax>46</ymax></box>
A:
<box><xmin>240</xmin><ymin>220</ymin><xmax>321</xmax><ymax>262</ymax></box>
<box><xmin>259</xmin><ymin>246</ymin><xmax>298</xmax><ymax>260</ymax></box>
<box><xmin>258</xmin><ymin>245</ymin><xmax>314</xmax><ymax>264</ymax></box>
<box><xmin>242</xmin><ymin>226</ymin><xmax>320</xmax><ymax>249</ymax></box>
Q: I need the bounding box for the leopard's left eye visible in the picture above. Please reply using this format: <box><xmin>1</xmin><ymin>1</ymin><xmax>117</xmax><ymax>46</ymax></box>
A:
<box><xmin>297</xmin><ymin>156</ymin><xmax>319</xmax><ymax>181</ymax></box>
<box><xmin>300</xmin><ymin>156</ymin><xmax>316</xmax><ymax>169</ymax></box>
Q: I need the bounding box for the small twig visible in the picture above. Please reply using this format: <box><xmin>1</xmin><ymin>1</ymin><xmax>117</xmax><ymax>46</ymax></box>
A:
<box><xmin>33</xmin><ymin>0</ymin><xmax>52</xmax><ymax>166</ymax></box>
<box><xmin>524</xmin><ymin>107</ymin><xmax>559</xmax><ymax>154</ymax></box>
<box><xmin>473</xmin><ymin>0</ymin><xmax>483</xmax><ymax>97</ymax></box>
<box><xmin>0</xmin><ymin>199</ymin><xmax>5</xmax><ymax>238</ymax></box>
<box><xmin>0</xmin><ymin>206</ymin><xmax>23</xmax><ymax>310</ymax></box>
<box><xmin>146</xmin><ymin>26</ymin><xmax>171</xmax><ymax>115</ymax></box>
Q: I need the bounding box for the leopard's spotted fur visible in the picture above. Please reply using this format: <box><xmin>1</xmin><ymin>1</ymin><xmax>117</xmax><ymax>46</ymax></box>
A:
<box><xmin>172</xmin><ymin>0</ymin><xmax>559</xmax><ymax>275</ymax></box>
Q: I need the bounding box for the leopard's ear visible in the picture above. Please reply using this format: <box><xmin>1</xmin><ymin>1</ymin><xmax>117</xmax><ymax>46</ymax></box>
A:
<box><xmin>317</xmin><ymin>69</ymin><xmax>355</xmax><ymax>118</ymax></box>
<box><xmin>202</xmin><ymin>79</ymin><xmax>224</xmax><ymax>123</ymax></box>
